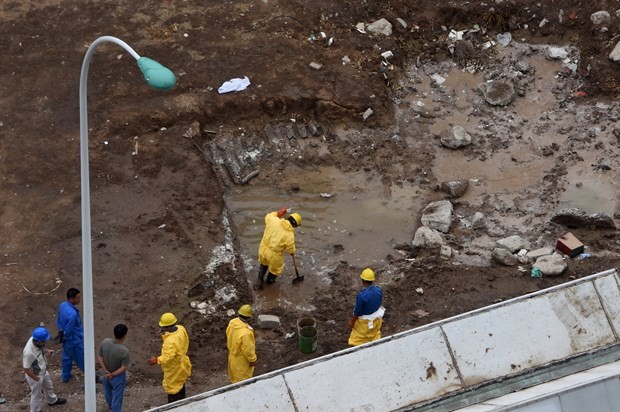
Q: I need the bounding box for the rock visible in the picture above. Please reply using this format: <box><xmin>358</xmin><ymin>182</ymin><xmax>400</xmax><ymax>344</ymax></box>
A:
<box><xmin>547</xmin><ymin>46</ymin><xmax>568</xmax><ymax>60</ymax></box>
<box><xmin>534</xmin><ymin>254</ymin><xmax>567</xmax><ymax>276</ymax></box>
<box><xmin>550</xmin><ymin>208</ymin><xmax>616</xmax><ymax>229</ymax></box>
<box><xmin>309</xmin><ymin>62</ymin><xmax>322</xmax><ymax>70</ymax></box>
<box><xmin>479</xmin><ymin>80</ymin><xmax>515</xmax><ymax>106</ymax></box>
<box><xmin>258</xmin><ymin>314</ymin><xmax>281</xmax><ymax>329</ymax></box>
<box><xmin>440</xmin><ymin>125</ymin><xmax>472</xmax><ymax>149</ymax></box>
<box><xmin>492</xmin><ymin>248</ymin><xmax>519</xmax><ymax>266</ymax></box>
<box><xmin>396</xmin><ymin>17</ymin><xmax>407</xmax><ymax>28</ymax></box>
<box><xmin>609</xmin><ymin>42</ymin><xmax>620</xmax><ymax>62</ymax></box>
<box><xmin>413</xmin><ymin>309</ymin><xmax>429</xmax><ymax>318</ymax></box>
<box><xmin>421</xmin><ymin>200</ymin><xmax>453</xmax><ymax>233</ymax></box>
<box><xmin>440</xmin><ymin>245</ymin><xmax>452</xmax><ymax>259</ymax></box>
<box><xmin>471</xmin><ymin>212</ymin><xmax>487</xmax><ymax>230</ymax></box>
<box><xmin>591</xmin><ymin>11</ymin><xmax>611</xmax><ymax>25</ymax></box>
<box><xmin>412</xmin><ymin>226</ymin><xmax>446</xmax><ymax>248</ymax></box>
<box><xmin>415</xmin><ymin>288</ymin><xmax>424</xmax><ymax>295</ymax></box>
<box><xmin>362</xmin><ymin>108</ymin><xmax>374</xmax><ymax>121</ymax></box>
<box><xmin>366</xmin><ymin>18</ymin><xmax>393</xmax><ymax>36</ymax></box>
<box><xmin>515</xmin><ymin>61</ymin><xmax>532</xmax><ymax>74</ymax></box>
<box><xmin>526</xmin><ymin>246</ymin><xmax>555</xmax><ymax>260</ymax></box>
<box><xmin>440</xmin><ymin>180</ymin><xmax>469</xmax><ymax>198</ymax></box>
<box><xmin>496</xmin><ymin>235</ymin><xmax>531</xmax><ymax>253</ymax></box>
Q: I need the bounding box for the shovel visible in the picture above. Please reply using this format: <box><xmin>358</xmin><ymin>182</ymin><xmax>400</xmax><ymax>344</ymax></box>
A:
<box><xmin>292</xmin><ymin>254</ymin><xmax>304</xmax><ymax>284</ymax></box>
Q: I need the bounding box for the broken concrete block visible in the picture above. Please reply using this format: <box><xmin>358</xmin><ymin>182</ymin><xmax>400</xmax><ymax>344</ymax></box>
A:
<box><xmin>526</xmin><ymin>246</ymin><xmax>554</xmax><ymax>260</ymax></box>
<box><xmin>534</xmin><ymin>254</ymin><xmax>567</xmax><ymax>276</ymax></box>
<box><xmin>258</xmin><ymin>314</ymin><xmax>281</xmax><ymax>329</ymax></box>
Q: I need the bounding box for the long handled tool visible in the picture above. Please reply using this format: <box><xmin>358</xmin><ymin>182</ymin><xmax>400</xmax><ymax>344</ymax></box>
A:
<box><xmin>292</xmin><ymin>254</ymin><xmax>304</xmax><ymax>284</ymax></box>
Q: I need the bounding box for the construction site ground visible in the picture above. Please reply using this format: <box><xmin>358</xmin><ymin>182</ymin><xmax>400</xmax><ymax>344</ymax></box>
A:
<box><xmin>1</xmin><ymin>0</ymin><xmax>619</xmax><ymax>410</ymax></box>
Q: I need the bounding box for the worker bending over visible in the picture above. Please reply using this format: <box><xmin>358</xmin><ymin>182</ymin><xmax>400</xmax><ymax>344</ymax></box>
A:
<box><xmin>257</xmin><ymin>207</ymin><xmax>302</xmax><ymax>288</ymax></box>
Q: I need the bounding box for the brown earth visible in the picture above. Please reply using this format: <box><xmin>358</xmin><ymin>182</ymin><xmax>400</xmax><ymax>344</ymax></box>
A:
<box><xmin>1</xmin><ymin>0</ymin><xmax>619</xmax><ymax>410</ymax></box>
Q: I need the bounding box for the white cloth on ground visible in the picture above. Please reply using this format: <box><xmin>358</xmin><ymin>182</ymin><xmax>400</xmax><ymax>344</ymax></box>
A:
<box><xmin>218</xmin><ymin>76</ymin><xmax>251</xmax><ymax>94</ymax></box>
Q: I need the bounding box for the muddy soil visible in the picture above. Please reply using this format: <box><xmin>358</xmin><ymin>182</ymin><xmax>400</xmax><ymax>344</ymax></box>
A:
<box><xmin>1</xmin><ymin>0</ymin><xmax>619</xmax><ymax>410</ymax></box>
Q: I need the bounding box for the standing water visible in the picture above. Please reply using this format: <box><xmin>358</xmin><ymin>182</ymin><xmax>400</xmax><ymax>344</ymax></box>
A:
<box><xmin>225</xmin><ymin>167</ymin><xmax>422</xmax><ymax>311</ymax></box>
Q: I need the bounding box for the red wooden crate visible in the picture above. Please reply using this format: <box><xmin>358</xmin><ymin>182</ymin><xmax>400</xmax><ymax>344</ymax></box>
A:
<box><xmin>556</xmin><ymin>232</ymin><xmax>584</xmax><ymax>258</ymax></box>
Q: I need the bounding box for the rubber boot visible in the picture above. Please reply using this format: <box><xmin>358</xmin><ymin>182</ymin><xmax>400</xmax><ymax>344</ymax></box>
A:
<box><xmin>257</xmin><ymin>264</ymin><xmax>268</xmax><ymax>289</ymax></box>
<box><xmin>266</xmin><ymin>272</ymin><xmax>277</xmax><ymax>284</ymax></box>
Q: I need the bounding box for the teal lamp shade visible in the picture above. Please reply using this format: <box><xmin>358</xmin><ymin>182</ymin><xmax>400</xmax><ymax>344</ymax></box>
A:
<box><xmin>137</xmin><ymin>57</ymin><xmax>176</xmax><ymax>90</ymax></box>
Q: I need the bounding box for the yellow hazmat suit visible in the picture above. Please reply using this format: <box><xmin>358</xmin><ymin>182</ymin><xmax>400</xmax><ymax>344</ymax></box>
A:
<box><xmin>157</xmin><ymin>325</ymin><xmax>192</xmax><ymax>395</ymax></box>
<box><xmin>258</xmin><ymin>211</ymin><xmax>296</xmax><ymax>276</ymax></box>
<box><xmin>226</xmin><ymin>317</ymin><xmax>257</xmax><ymax>383</ymax></box>
<box><xmin>348</xmin><ymin>307</ymin><xmax>385</xmax><ymax>346</ymax></box>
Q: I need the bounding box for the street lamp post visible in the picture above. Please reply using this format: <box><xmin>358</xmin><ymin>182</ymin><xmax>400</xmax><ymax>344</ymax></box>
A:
<box><xmin>79</xmin><ymin>36</ymin><xmax>175</xmax><ymax>410</ymax></box>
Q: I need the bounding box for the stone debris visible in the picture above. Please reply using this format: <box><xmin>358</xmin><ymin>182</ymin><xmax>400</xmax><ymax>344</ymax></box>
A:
<box><xmin>496</xmin><ymin>235</ymin><xmax>532</xmax><ymax>253</ymax></box>
<box><xmin>421</xmin><ymin>200</ymin><xmax>453</xmax><ymax>233</ymax></box>
<box><xmin>366</xmin><ymin>18</ymin><xmax>392</xmax><ymax>36</ymax></box>
<box><xmin>492</xmin><ymin>248</ymin><xmax>519</xmax><ymax>266</ymax></box>
<box><xmin>534</xmin><ymin>254</ymin><xmax>567</xmax><ymax>276</ymax></box>
<box><xmin>590</xmin><ymin>11</ymin><xmax>611</xmax><ymax>25</ymax></box>
<box><xmin>412</xmin><ymin>226</ymin><xmax>446</xmax><ymax>249</ymax></box>
<box><xmin>440</xmin><ymin>125</ymin><xmax>472</xmax><ymax>149</ymax></box>
<box><xmin>258</xmin><ymin>314</ymin><xmax>281</xmax><ymax>329</ymax></box>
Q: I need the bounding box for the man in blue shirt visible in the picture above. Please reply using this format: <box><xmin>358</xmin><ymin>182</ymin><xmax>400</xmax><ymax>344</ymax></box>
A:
<box><xmin>348</xmin><ymin>268</ymin><xmax>385</xmax><ymax>346</ymax></box>
<box><xmin>56</xmin><ymin>288</ymin><xmax>84</xmax><ymax>382</ymax></box>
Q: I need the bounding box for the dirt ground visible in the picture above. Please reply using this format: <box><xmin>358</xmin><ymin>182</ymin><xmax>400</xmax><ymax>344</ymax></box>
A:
<box><xmin>1</xmin><ymin>0</ymin><xmax>619</xmax><ymax>410</ymax></box>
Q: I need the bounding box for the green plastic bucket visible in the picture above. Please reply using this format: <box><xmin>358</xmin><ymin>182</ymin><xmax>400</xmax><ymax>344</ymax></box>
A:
<box><xmin>299</xmin><ymin>326</ymin><xmax>318</xmax><ymax>353</ymax></box>
<box><xmin>297</xmin><ymin>317</ymin><xmax>316</xmax><ymax>334</ymax></box>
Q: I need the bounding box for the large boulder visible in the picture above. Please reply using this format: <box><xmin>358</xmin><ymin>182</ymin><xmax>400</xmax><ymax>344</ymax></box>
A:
<box><xmin>412</xmin><ymin>226</ymin><xmax>446</xmax><ymax>248</ymax></box>
<box><xmin>492</xmin><ymin>248</ymin><xmax>519</xmax><ymax>266</ymax></box>
<box><xmin>496</xmin><ymin>235</ymin><xmax>531</xmax><ymax>253</ymax></box>
<box><xmin>421</xmin><ymin>200</ymin><xmax>453</xmax><ymax>233</ymax></box>
<box><xmin>550</xmin><ymin>208</ymin><xmax>616</xmax><ymax>229</ymax></box>
<box><xmin>534</xmin><ymin>254</ymin><xmax>567</xmax><ymax>276</ymax></box>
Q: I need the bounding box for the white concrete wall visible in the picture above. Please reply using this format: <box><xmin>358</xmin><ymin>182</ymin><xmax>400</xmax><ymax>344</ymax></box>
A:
<box><xmin>148</xmin><ymin>269</ymin><xmax>619</xmax><ymax>412</ymax></box>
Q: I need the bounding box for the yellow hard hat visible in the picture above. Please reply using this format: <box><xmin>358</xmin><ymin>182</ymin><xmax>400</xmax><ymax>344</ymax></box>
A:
<box><xmin>290</xmin><ymin>213</ymin><xmax>302</xmax><ymax>226</ymax></box>
<box><xmin>238</xmin><ymin>304</ymin><xmax>253</xmax><ymax>317</ymax></box>
<box><xmin>360</xmin><ymin>268</ymin><xmax>375</xmax><ymax>282</ymax></box>
<box><xmin>159</xmin><ymin>312</ymin><xmax>177</xmax><ymax>327</ymax></box>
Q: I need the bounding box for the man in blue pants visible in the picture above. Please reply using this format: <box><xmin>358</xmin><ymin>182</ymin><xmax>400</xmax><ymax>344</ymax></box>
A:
<box><xmin>98</xmin><ymin>324</ymin><xmax>130</xmax><ymax>412</ymax></box>
<box><xmin>56</xmin><ymin>288</ymin><xmax>84</xmax><ymax>382</ymax></box>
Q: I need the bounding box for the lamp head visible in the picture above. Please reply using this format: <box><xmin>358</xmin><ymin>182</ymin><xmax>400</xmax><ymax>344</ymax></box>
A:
<box><xmin>137</xmin><ymin>57</ymin><xmax>176</xmax><ymax>90</ymax></box>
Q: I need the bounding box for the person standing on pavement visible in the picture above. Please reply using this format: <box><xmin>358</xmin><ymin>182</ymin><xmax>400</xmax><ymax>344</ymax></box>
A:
<box><xmin>56</xmin><ymin>288</ymin><xmax>84</xmax><ymax>382</ymax></box>
<box><xmin>257</xmin><ymin>207</ymin><xmax>302</xmax><ymax>288</ymax></box>
<box><xmin>226</xmin><ymin>304</ymin><xmax>257</xmax><ymax>383</ymax></box>
<box><xmin>23</xmin><ymin>326</ymin><xmax>67</xmax><ymax>411</ymax></box>
<box><xmin>148</xmin><ymin>313</ymin><xmax>192</xmax><ymax>403</ymax></box>
<box><xmin>98</xmin><ymin>324</ymin><xmax>130</xmax><ymax>412</ymax></box>
<box><xmin>348</xmin><ymin>268</ymin><xmax>385</xmax><ymax>346</ymax></box>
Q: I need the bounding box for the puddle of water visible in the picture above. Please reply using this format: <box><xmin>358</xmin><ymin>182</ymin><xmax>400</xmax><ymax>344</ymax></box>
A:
<box><xmin>510</xmin><ymin>54</ymin><xmax>563</xmax><ymax>119</ymax></box>
<box><xmin>433</xmin><ymin>149</ymin><xmax>549</xmax><ymax>198</ymax></box>
<box><xmin>559</xmin><ymin>168</ymin><xmax>617</xmax><ymax>215</ymax></box>
<box><xmin>225</xmin><ymin>167</ymin><xmax>422</xmax><ymax>310</ymax></box>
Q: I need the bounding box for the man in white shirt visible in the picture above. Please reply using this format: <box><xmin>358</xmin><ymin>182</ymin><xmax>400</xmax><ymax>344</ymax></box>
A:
<box><xmin>23</xmin><ymin>326</ymin><xmax>67</xmax><ymax>412</ymax></box>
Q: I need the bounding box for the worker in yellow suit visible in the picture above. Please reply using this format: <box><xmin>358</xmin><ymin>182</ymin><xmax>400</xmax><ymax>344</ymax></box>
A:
<box><xmin>348</xmin><ymin>268</ymin><xmax>385</xmax><ymax>346</ymax></box>
<box><xmin>226</xmin><ymin>304</ymin><xmax>257</xmax><ymax>383</ymax></box>
<box><xmin>257</xmin><ymin>207</ymin><xmax>302</xmax><ymax>288</ymax></box>
<box><xmin>147</xmin><ymin>313</ymin><xmax>192</xmax><ymax>403</ymax></box>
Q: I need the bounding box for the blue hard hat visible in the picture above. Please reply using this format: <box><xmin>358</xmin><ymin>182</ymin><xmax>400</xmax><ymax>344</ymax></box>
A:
<box><xmin>32</xmin><ymin>327</ymin><xmax>51</xmax><ymax>342</ymax></box>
